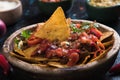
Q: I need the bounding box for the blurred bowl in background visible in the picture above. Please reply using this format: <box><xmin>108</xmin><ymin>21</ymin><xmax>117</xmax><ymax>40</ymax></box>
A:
<box><xmin>0</xmin><ymin>0</ymin><xmax>22</xmax><ymax>25</ymax></box>
<box><xmin>85</xmin><ymin>0</ymin><xmax>120</xmax><ymax>23</ymax></box>
<box><xmin>38</xmin><ymin>0</ymin><xmax>73</xmax><ymax>16</ymax></box>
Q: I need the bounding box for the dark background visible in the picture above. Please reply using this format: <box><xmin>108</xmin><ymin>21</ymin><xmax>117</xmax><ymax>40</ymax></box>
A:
<box><xmin>0</xmin><ymin>0</ymin><xmax>120</xmax><ymax>80</ymax></box>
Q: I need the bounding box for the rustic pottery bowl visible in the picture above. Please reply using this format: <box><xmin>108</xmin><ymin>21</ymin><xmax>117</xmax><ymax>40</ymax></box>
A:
<box><xmin>38</xmin><ymin>0</ymin><xmax>73</xmax><ymax>16</ymax></box>
<box><xmin>0</xmin><ymin>0</ymin><xmax>22</xmax><ymax>25</ymax></box>
<box><xmin>85</xmin><ymin>0</ymin><xmax>120</xmax><ymax>23</ymax></box>
<box><xmin>2</xmin><ymin>20</ymin><xmax>120</xmax><ymax>80</ymax></box>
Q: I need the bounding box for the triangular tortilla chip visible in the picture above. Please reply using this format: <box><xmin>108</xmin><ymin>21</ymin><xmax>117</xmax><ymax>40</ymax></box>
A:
<box><xmin>100</xmin><ymin>31</ymin><xmax>113</xmax><ymax>41</ymax></box>
<box><xmin>23</xmin><ymin>44</ymin><xmax>39</xmax><ymax>58</ymax></box>
<box><xmin>14</xmin><ymin>43</ymin><xmax>25</xmax><ymax>56</ymax></box>
<box><xmin>34</xmin><ymin>7</ymin><xmax>70</xmax><ymax>41</ymax></box>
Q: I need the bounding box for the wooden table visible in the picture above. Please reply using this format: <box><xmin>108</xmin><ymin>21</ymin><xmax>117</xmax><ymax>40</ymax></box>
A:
<box><xmin>0</xmin><ymin>0</ymin><xmax>120</xmax><ymax>80</ymax></box>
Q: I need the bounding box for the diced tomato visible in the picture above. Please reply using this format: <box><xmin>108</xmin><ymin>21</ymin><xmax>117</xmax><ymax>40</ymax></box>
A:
<box><xmin>79</xmin><ymin>36</ymin><xmax>90</xmax><ymax>43</ymax></box>
<box><xmin>39</xmin><ymin>39</ymin><xmax>51</xmax><ymax>51</ymax></box>
<box><xmin>76</xmin><ymin>23</ymin><xmax>81</xmax><ymax>28</ymax></box>
<box><xmin>89</xmin><ymin>34</ymin><xmax>99</xmax><ymax>42</ymax></box>
<box><xmin>67</xmin><ymin>52</ymin><xmax>79</xmax><ymax>66</ymax></box>
<box><xmin>27</xmin><ymin>34</ymin><xmax>42</xmax><ymax>45</ymax></box>
<box><xmin>70</xmin><ymin>33</ymin><xmax>78</xmax><ymax>41</ymax></box>
<box><xmin>80</xmin><ymin>32</ymin><xmax>89</xmax><ymax>37</ymax></box>
<box><xmin>79</xmin><ymin>32</ymin><xmax>90</xmax><ymax>43</ymax></box>
<box><xmin>46</xmin><ymin>48</ymin><xmax>63</xmax><ymax>58</ymax></box>
<box><xmin>89</xmin><ymin>28</ymin><xmax>103</xmax><ymax>39</ymax></box>
<box><xmin>67</xmin><ymin>49</ymin><xmax>80</xmax><ymax>57</ymax></box>
<box><xmin>89</xmin><ymin>34</ymin><xmax>105</xmax><ymax>50</ymax></box>
<box><xmin>55</xmin><ymin>48</ymin><xmax>63</xmax><ymax>57</ymax></box>
<box><xmin>46</xmin><ymin>50</ymin><xmax>55</xmax><ymax>58</ymax></box>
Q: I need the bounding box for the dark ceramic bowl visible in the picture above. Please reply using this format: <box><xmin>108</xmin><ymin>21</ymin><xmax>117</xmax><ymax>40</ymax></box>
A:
<box><xmin>2</xmin><ymin>20</ymin><xmax>120</xmax><ymax>80</ymax></box>
<box><xmin>85</xmin><ymin>0</ymin><xmax>120</xmax><ymax>23</ymax></box>
<box><xmin>38</xmin><ymin>0</ymin><xmax>73</xmax><ymax>16</ymax></box>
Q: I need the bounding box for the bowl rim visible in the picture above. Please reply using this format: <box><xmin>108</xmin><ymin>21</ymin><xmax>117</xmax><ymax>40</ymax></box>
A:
<box><xmin>38</xmin><ymin>0</ymin><xmax>72</xmax><ymax>4</ymax></box>
<box><xmin>0</xmin><ymin>0</ymin><xmax>22</xmax><ymax>13</ymax></box>
<box><xmin>2</xmin><ymin>19</ymin><xmax>120</xmax><ymax>75</ymax></box>
<box><xmin>86</xmin><ymin>0</ymin><xmax>120</xmax><ymax>9</ymax></box>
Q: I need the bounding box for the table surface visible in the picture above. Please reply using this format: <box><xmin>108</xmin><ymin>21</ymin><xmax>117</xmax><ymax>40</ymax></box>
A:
<box><xmin>0</xmin><ymin>0</ymin><xmax>120</xmax><ymax>80</ymax></box>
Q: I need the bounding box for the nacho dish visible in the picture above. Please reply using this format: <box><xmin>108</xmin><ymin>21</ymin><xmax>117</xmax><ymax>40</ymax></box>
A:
<box><xmin>10</xmin><ymin>7</ymin><xmax>114</xmax><ymax>68</ymax></box>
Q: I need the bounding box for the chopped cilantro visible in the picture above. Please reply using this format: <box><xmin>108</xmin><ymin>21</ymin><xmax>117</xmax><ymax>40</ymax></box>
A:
<box><xmin>14</xmin><ymin>37</ymin><xmax>20</xmax><ymax>44</ymax></box>
<box><xmin>70</xmin><ymin>24</ymin><xmax>82</xmax><ymax>33</ymax></box>
<box><xmin>21</xmin><ymin>30</ymin><xmax>31</xmax><ymax>39</ymax></box>
<box><xmin>70</xmin><ymin>22</ymin><xmax>99</xmax><ymax>33</ymax></box>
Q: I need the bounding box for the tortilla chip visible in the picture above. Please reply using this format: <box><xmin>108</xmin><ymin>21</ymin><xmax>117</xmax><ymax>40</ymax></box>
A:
<box><xmin>34</xmin><ymin>7</ymin><xmax>70</xmax><ymax>41</ymax></box>
<box><xmin>89</xmin><ymin>47</ymin><xmax>111</xmax><ymax>62</ymax></box>
<box><xmin>103</xmin><ymin>39</ymin><xmax>114</xmax><ymax>48</ymax></box>
<box><xmin>14</xmin><ymin>43</ymin><xmax>40</xmax><ymax>58</ymax></box>
<box><xmin>23</xmin><ymin>44</ymin><xmax>39</xmax><ymax>58</ymax></box>
<box><xmin>14</xmin><ymin>43</ymin><xmax>25</xmax><ymax>56</ymax></box>
<box><xmin>47</xmin><ymin>62</ymin><xmax>67</xmax><ymax>68</ymax></box>
<box><xmin>32</xmin><ymin>64</ymin><xmax>47</xmax><ymax>67</ymax></box>
<box><xmin>82</xmin><ymin>55</ymin><xmax>90</xmax><ymax>64</ymax></box>
<box><xmin>100</xmin><ymin>31</ymin><xmax>113</xmax><ymax>41</ymax></box>
<box><xmin>10</xmin><ymin>52</ymin><xmax>48</xmax><ymax>63</ymax></box>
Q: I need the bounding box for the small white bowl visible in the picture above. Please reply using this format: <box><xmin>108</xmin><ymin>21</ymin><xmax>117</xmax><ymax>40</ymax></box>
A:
<box><xmin>0</xmin><ymin>0</ymin><xmax>22</xmax><ymax>25</ymax></box>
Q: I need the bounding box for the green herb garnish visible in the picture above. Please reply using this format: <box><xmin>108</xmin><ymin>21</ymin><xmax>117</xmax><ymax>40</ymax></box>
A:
<box><xmin>70</xmin><ymin>22</ymin><xmax>99</xmax><ymax>33</ymax></box>
<box><xmin>70</xmin><ymin>24</ymin><xmax>83</xmax><ymax>33</ymax></box>
<box><xmin>14</xmin><ymin>37</ymin><xmax>20</xmax><ymax>44</ymax></box>
<box><xmin>21</xmin><ymin>30</ymin><xmax>31</xmax><ymax>39</ymax></box>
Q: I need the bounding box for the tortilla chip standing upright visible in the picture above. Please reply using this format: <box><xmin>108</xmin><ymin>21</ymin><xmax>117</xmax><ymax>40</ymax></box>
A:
<box><xmin>34</xmin><ymin>7</ymin><xmax>70</xmax><ymax>41</ymax></box>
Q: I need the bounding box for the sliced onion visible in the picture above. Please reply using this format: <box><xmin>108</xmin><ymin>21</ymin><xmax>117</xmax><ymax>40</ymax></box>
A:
<box><xmin>0</xmin><ymin>19</ymin><xmax>6</xmax><ymax>37</ymax></box>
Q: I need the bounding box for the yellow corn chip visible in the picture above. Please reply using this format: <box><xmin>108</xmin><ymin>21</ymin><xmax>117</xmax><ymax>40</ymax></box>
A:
<box><xmin>14</xmin><ymin>43</ymin><xmax>25</xmax><ymax>56</ymax></box>
<box><xmin>82</xmin><ymin>55</ymin><xmax>90</xmax><ymax>64</ymax></box>
<box><xmin>90</xmin><ymin>47</ymin><xmax>111</xmax><ymax>62</ymax></box>
<box><xmin>34</xmin><ymin>7</ymin><xmax>70</xmax><ymax>41</ymax></box>
<box><xmin>23</xmin><ymin>44</ymin><xmax>39</xmax><ymax>58</ymax></box>
<box><xmin>10</xmin><ymin>52</ymin><xmax>48</xmax><ymax>63</ymax></box>
<box><xmin>100</xmin><ymin>31</ymin><xmax>113</xmax><ymax>41</ymax></box>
